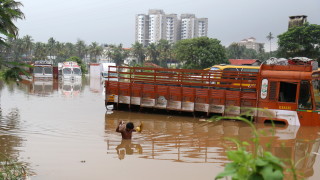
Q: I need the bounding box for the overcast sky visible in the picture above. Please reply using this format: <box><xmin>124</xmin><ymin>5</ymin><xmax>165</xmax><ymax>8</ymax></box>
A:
<box><xmin>16</xmin><ymin>0</ymin><xmax>320</xmax><ymax>51</ymax></box>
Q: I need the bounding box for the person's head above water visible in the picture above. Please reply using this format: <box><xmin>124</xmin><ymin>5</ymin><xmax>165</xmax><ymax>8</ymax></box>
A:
<box><xmin>126</xmin><ymin>122</ymin><xmax>134</xmax><ymax>130</ymax></box>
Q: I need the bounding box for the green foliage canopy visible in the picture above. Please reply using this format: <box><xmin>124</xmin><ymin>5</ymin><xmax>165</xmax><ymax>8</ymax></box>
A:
<box><xmin>66</xmin><ymin>56</ymin><xmax>87</xmax><ymax>74</ymax></box>
<box><xmin>0</xmin><ymin>0</ymin><xmax>25</xmax><ymax>45</ymax></box>
<box><xmin>131</xmin><ymin>42</ymin><xmax>145</xmax><ymax>65</ymax></box>
<box><xmin>278</xmin><ymin>23</ymin><xmax>320</xmax><ymax>59</ymax></box>
<box><xmin>106</xmin><ymin>44</ymin><xmax>129</xmax><ymax>66</ymax></box>
<box><xmin>174</xmin><ymin>37</ymin><xmax>227</xmax><ymax>69</ymax></box>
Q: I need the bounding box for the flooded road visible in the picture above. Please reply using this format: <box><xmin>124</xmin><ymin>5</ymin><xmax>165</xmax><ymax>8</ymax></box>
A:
<box><xmin>1</xmin><ymin>78</ymin><xmax>320</xmax><ymax>179</ymax></box>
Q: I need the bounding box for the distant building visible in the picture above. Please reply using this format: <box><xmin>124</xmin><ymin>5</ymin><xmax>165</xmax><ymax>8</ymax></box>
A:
<box><xmin>163</xmin><ymin>14</ymin><xmax>179</xmax><ymax>43</ymax></box>
<box><xmin>135</xmin><ymin>14</ymin><xmax>149</xmax><ymax>46</ymax></box>
<box><xmin>135</xmin><ymin>9</ymin><xmax>208</xmax><ymax>46</ymax></box>
<box><xmin>236</xmin><ymin>37</ymin><xmax>264</xmax><ymax>52</ymax></box>
<box><xmin>288</xmin><ymin>15</ymin><xmax>307</xmax><ymax>29</ymax></box>
<box><xmin>148</xmin><ymin>9</ymin><xmax>165</xmax><ymax>44</ymax></box>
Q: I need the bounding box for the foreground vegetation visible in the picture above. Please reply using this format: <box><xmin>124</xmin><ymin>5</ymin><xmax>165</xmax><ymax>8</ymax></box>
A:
<box><xmin>209</xmin><ymin>108</ymin><xmax>305</xmax><ymax>180</ymax></box>
<box><xmin>0</xmin><ymin>153</ymin><xmax>27</xmax><ymax>180</ymax></box>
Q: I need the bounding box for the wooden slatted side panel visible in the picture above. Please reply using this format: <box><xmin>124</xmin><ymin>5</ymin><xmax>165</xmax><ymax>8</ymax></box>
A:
<box><xmin>167</xmin><ymin>86</ymin><xmax>182</xmax><ymax>110</ymax></box>
<box><xmin>118</xmin><ymin>82</ymin><xmax>131</xmax><ymax>104</ymax></box>
<box><xmin>105</xmin><ymin>66</ymin><xmax>259</xmax><ymax>113</ymax></box>
<box><xmin>155</xmin><ymin>85</ymin><xmax>169</xmax><ymax>109</ymax></box>
<box><xmin>105</xmin><ymin>81</ymin><xmax>119</xmax><ymax>103</ymax></box>
<box><xmin>182</xmin><ymin>87</ymin><xmax>195</xmax><ymax>112</ymax></box>
<box><xmin>209</xmin><ymin>89</ymin><xmax>225</xmax><ymax>114</ymax></box>
<box><xmin>195</xmin><ymin>89</ymin><xmax>209</xmax><ymax>112</ymax></box>
<box><xmin>225</xmin><ymin>90</ymin><xmax>241</xmax><ymax>115</ymax></box>
<box><xmin>240</xmin><ymin>91</ymin><xmax>257</xmax><ymax>115</ymax></box>
<box><xmin>131</xmin><ymin>83</ymin><xmax>143</xmax><ymax>105</ymax></box>
<box><xmin>141</xmin><ymin>84</ymin><xmax>155</xmax><ymax>107</ymax></box>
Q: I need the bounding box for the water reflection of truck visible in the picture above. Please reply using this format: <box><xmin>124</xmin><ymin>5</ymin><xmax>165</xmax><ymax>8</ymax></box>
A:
<box><xmin>60</xmin><ymin>80</ymin><xmax>82</xmax><ymax>97</ymax></box>
<box><xmin>104</xmin><ymin>111</ymin><xmax>320</xmax><ymax>178</ymax></box>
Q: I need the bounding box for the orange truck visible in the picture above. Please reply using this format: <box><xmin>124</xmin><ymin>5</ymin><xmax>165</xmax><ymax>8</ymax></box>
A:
<box><xmin>105</xmin><ymin>57</ymin><xmax>320</xmax><ymax>126</ymax></box>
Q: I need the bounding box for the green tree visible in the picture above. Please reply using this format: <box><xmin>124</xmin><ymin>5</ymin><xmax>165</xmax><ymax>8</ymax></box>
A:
<box><xmin>75</xmin><ymin>39</ymin><xmax>86</xmax><ymax>59</ymax></box>
<box><xmin>157</xmin><ymin>39</ymin><xmax>172</xmax><ymax>67</ymax></box>
<box><xmin>55</xmin><ymin>41</ymin><xmax>67</xmax><ymax>63</ymax></box>
<box><xmin>88</xmin><ymin>42</ymin><xmax>103</xmax><ymax>63</ymax></box>
<box><xmin>0</xmin><ymin>0</ymin><xmax>25</xmax><ymax>45</ymax></box>
<box><xmin>22</xmin><ymin>35</ymin><xmax>33</xmax><ymax>61</ymax></box>
<box><xmin>266</xmin><ymin>32</ymin><xmax>274</xmax><ymax>55</ymax></box>
<box><xmin>131</xmin><ymin>42</ymin><xmax>145</xmax><ymax>65</ymax></box>
<box><xmin>66</xmin><ymin>56</ymin><xmax>87</xmax><ymax>74</ymax></box>
<box><xmin>106</xmin><ymin>44</ymin><xmax>129</xmax><ymax>66</ymax></box>
<box><xmin>226</xmin><ymin>43</ymin><xmax>267</xmax><ymax>60</ymax></box>
<box><xmin>0</xmin><ymin>0</ymin><xmax>30</xmax><ymax>81</ymax></box>
<box><xmin>227</xmin><ymin>43</ymin><xmax>247</xmax><ymax>59</ymax></box>
<box><xmin>33</xmin><ymin>42</ymin><xmax>47</xmax><ymax>60</ymax></box>
<box><xmin>174</xmin><ymin>37</ymin><xmax>227</xmax><ymax>69</ymax></box>
<box><xmin>278</xmin><ymin>23</ymin><xmax>320</xmax><ymax>58</ymax></box>
<box><xmin>64</xmin><ymin>42</ymin><xmax>75</xmax><ymax>58</ymax></box>
<box><xmin>47</xmin><ymin>37</ymin><xmax>56</xmax><ymax>60</ymax></box>
<box><xmin>146</xmin><ymin>43</ymin><xmax>159</xmax><ymax>65</ymax></box>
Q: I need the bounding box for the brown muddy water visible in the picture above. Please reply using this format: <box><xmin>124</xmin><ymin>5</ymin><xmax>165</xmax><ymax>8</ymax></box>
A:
<box><xmin>1</xmin><ymin>77</ymin><xmax>320</xmax><ymax>180</ymax></box>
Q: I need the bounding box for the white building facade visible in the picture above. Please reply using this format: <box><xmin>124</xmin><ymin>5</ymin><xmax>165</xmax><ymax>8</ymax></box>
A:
<box><xmin>135</xmin><ymin>9</ymin><xmax>208</xmax><ymax>46</ymax></box>
<box><xmin>237</xmin><ymin>37</ymin><xmax>265</xmax><ymax>52</ymax></box>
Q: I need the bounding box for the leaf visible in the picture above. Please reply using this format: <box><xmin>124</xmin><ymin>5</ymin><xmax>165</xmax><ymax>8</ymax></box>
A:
<box><xmin>215</xmin><ymin>163</ymin><xmax>237</xmax><ymax>180</ymax></box>
<box><xmin>227</xmin><ymin>150</ymin><xmax>246</xmax><ymax>163</ymax></box>
<box><xmin>260</xmin><ymin>165</ymin><xmax>284</xmax><ymax>180</ymax></box>
<box><xmin>248</xmin><ymin>173</ymin><xmax>264</xmax><ymax>180</ymax></box>
<box><xmin>255</xmin><ymin>158</ymin><xmax>268</xmax><ymax>166</ymax></box>
<box><xmin>242</xmin><ymin>141</ymin><xmax>250</xmax><ymax>146</ymax></box>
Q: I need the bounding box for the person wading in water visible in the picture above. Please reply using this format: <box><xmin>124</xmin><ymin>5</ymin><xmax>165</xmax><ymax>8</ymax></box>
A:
<box><xmin>116</xmin><ymin>121</ymin><xmax>135</xmax><ymax>139</ymax></box>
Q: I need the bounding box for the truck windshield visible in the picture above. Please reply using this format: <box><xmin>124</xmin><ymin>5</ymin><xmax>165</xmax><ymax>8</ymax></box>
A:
<box><xmin>63</xmin><ymin>68</ymin><xmax>72</xmax><ymax>75</ymax></box>
<box><xmin>312</xmin><ymin>79</ymin><xmax>320</xmax><ymax>110</ymax></box>
<box><xmin>73</xmin><ymin>68</ymin><xmax>81</xmax><ymax>75</ymax></box>
<box><xmin>34</xmin><ymin>67</ymin><xmax>43</xmax><ymax>74</ymax></box>
<box><xmin>44</xmin><ymin>67</ymin><xmax>52</xmax><ymax>74</ymax></box>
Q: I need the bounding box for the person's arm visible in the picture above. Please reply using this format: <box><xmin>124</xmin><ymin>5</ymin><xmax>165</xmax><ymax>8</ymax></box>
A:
<box><xmin>116</xmin><ymin>121</ymin><xmax>124</xmax><ymax>132</ymax></box>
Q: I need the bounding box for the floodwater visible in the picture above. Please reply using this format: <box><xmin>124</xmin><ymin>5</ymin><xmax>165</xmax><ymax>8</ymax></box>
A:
<box><xmin>1</xmin><ymin>77</ymin><xmax>320</xmax><ymax>180</ymax></box>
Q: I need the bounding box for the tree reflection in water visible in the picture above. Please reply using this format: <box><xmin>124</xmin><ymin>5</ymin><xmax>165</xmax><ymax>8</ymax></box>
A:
<box><xmin>0</xmin><ymin>107</ymin><xmax>32</xmax><ymax>176</ymax></box>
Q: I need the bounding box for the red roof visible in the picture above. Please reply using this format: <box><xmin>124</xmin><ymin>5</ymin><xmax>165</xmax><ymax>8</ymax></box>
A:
<box><xmin>229</xmin><ymin>59</ymin><xmax>258</xmax><ymax>65</ymax></box>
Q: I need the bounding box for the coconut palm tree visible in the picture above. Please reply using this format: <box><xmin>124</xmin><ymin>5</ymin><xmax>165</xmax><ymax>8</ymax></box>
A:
<box><xmin>22</xmin><ymin>35</ymin><xmax>33</xmax><ymax>61</ymax></box>
<box><xmin>131</xmin><ymin>42</ymin><xmax>145</xmax><ymax>65</ymax></box>
<box><xmin>0</xmin><ymin>0</ymin><xmax>25</xmax><ymax>45</ymax></box>
<box><xmin>75</xmin><ymin>39</ymin><xmax>86</xmax><ymax>59</ymax></box>
<box><xmin>65</xmin><ymin>42</ymin><xmax>75</xmax><ymax>58</ymax></box>
<box><xmin>47</xmin><ymin>37</ymin><xmax>56</xmax><ymax>60</ymax></box>
<box><xmin>0</xmin><ymin>0</ymin><xmax>31</xmax><ymax>82</ymax></box>
<box><xmin>266</xmin><ymin>32</ymin><xmax>274</xmax><ymax>57</ymax></box>
<box><xmin>157</xmin><ymin>39</ymin><xmax>171</xmax><ymax>67</ymax></box>
<box><xmin>146</xmin><ymin>43</ymin><xmax>159</xmax><ymax>65</ymax></box>
<box><xmin>33</xmin><ymin>42</ymin><xmax>47</xmax><ymax>60</ymax></box>
<box><xmin>106</xmin><ymin>44</ymin><xmax>129</xmax><ymax>66</ymax></box>
<box><xmin>89</xmin><ymin>42</ymin><xmax>103</xmax><ymax>62</ymax></box>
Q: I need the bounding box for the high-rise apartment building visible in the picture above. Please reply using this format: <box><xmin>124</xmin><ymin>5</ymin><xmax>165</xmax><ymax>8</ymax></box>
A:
<box><xmin>148</xmin><ymin>9</ymin><xmax>164</xmax><ymax>44</ymax></box>
<box><xmin>163</xmin><ymin>14</ymin><xmax>179</xmax><ymax>43</ymax></box>
<box><xmin>135</xmin><ymin>9</ymin><xmax>208</xmax><ymax>46</ymax></box>
<box><xmin>135</xmin><ymin>14</ymin><xmax>149</xmax><ymax>46</ymax></box>
<box><xmin>195</xmin><ymin>18</ymin><xmax>208</xmax><ymax>37</ymax></box>
<box><xmin>180</xmin><ymin>14</ymin><xmax>195</xmax><ymax>40</ymax></box>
